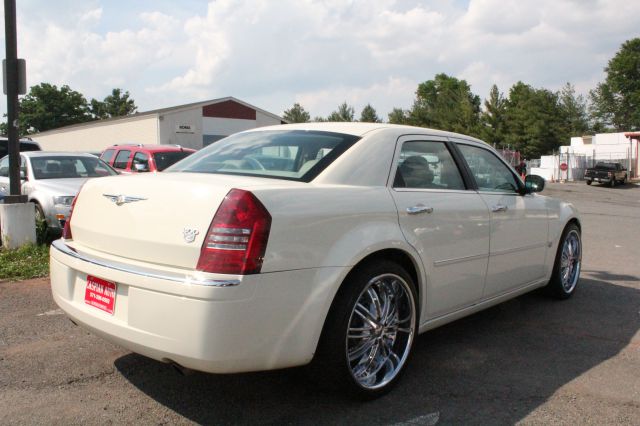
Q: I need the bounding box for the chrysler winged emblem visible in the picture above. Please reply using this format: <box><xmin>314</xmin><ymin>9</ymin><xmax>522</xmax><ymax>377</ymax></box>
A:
<box><xmin>103</xmin><ymin>194</ymin><xmax>147</xmax><ymax>206</ymax></box>
<box><xmin>183</xmin><ymin>228</ymin><xmax>199</xmax><ymax>243</ymax></box>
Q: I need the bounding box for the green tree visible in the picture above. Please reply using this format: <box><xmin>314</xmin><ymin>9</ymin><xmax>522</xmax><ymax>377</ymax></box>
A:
<box><xmin>18</xmin><ymin>83</ymin><xmax>91</xmax><ymax>134</ymax></box>
<box><xmin>590</xmin><ymin>38</ymin><xmax>640</xmax><ymax>130</ymax></box>
<box><xmin>558</xmin><ymin>83</ymin><xmax>589</xmax><ymax>137</ymax></box>
<box><xmin>503</xmin><ymin>82</ymin><xmax>565</xmax><ymax>159</ymax></box>
<box><xmin>327</xmin><ymin>102</ymin><xmax>355</xmax><ymax>122</ymax></box>
<box><xmin>479</xmin><ymin>84</ymin><xmax>507</xmax><ymax>147</ymax></box>
<box><xmin>359</xmin><ymin>104</ymin><xmax>381</xmax><ymax>122</ymax></box>
<box><xmin>90</xmin><ymin>88</ymin><xmax>137</xmax><ymax>119</ymax></box>
<box><xmin>387</xmin><ymin>107</ymin><xmax>409</xmax><ymax>124</ymax></box>
<box><xmin>282</xmin><ymin>102</ymin><xmax>310</xmax><ymax>123</ymax></box>
<box><xmin>408</xmin><ymin>73</ymin><xmax>481</xmax><ymax>135</ymax></box>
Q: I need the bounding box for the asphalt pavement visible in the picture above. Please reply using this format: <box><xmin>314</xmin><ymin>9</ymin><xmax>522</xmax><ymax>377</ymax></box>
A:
<box><xmin>1</xmin><ymin>181</ymin><xmax>639</xmax><ymax>425</ymax></box>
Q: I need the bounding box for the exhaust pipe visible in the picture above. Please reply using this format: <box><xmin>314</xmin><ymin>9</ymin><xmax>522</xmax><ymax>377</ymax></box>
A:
<box><xmin>170</xmin><ymin>361</ymin><xmax>194</xmax><ymax>376</ymax></box>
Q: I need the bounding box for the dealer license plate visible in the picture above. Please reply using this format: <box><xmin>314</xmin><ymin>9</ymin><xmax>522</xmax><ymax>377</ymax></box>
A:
<box><xmin>85</xmin><ymin>275</ymin><xmax>117</xmax><ymax>315</ymax></box>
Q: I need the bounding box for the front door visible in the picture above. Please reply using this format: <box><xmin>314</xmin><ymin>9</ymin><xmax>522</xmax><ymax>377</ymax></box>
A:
<box><xmin>455</xmin><ymin>143</ymin><xmax>549</xmax><ymax>299</ymax></box>
<box><xmin>390</xmin><ymin>137</ymin><xmax>491</xmax><ymax>319</ymax></box>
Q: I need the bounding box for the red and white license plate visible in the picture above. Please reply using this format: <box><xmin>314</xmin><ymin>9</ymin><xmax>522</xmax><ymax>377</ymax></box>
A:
<box><xmin>84</xmin><ymin>275</ymin><xmax>117</xmax><ymax>315</ymax></box>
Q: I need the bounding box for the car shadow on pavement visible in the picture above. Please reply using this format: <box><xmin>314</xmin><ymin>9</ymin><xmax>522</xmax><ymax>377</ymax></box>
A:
<box><xmin>114</xmin><ymin>277</ymin><xmax>639</xmax><ymax>425</ymax></box>
<box><xmin>587</xmin><ymin>182</ymin><xmax>639</xmax><ymax>191</ymax></box>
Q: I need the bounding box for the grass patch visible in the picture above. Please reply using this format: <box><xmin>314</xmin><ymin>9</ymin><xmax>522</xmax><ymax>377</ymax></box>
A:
<box><xmin>0</xmin><ymin>244</ymin><xmax>50</xmax><ymax>281</ymax></box>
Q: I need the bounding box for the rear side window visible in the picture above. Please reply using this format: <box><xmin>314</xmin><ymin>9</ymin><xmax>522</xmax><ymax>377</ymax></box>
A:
<box><xmin>101</xmin><ymin>149</ymin><xmax>116</xmax><ymax>164</ymax></box>
<box><xmin>168</xmin><ymin>130</ymin><xmax>360</xmax><ymax>182</ymax></box>
<box><xmin>394</xmin><ymin>141</ymin><xmax>465</xmax><ymax>190</ymax></box>
<box><xmin>113</xmin><ymin>150</ymin><xmax>131</xmax><ymax>170</ymax></box>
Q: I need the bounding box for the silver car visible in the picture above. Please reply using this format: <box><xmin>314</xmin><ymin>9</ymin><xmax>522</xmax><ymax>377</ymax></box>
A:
<box><xmin>0</xmin><ymin>152</ymin><xmax>118</xmax><ymax>232</ymax></box>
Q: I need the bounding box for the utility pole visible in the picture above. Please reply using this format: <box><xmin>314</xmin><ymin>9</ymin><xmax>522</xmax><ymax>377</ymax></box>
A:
<box><xmin>1</xmin><ymin>0</ymin><xmax>35</xmax><ymax>249</ymax></box>
<box><xmin>3</xmin><ymin>0</ymin><xmax>26</xmax><ymax>203</ymax></box>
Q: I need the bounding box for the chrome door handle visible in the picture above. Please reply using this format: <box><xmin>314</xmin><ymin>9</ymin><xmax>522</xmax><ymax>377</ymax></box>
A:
<box><xmin>491</xmin><ymin>204</ymin><xmax>508</xmax><ymax>212</ymax></box>
<box><xmin>407</xmin><ymin>205</ymin><xmax>434</xmax><ymax>215</ymax></box>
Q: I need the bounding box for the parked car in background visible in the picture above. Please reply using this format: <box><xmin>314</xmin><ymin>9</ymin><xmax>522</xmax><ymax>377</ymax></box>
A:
<box><xmin>50</xmin><ymin>123</ymin><xmax>581</xmax><ymax>398</ymax></box>
<box><xmin>0</xmin><ymin>152</ymin><xmax>117</xmax><ymax>233</ymax></box>
<box><xmin>584</xmin><ymin>162</ymin><xmax>628</xmax><ymax>186</ymax></box>
<box><xmin>0</xmin><ymin>138</ymin><xmax>41</xmax><ymax>158</ymax></box>
<box><xmin>100</xmin><ymin>144</ymin><xmax>196</xmax><ymax>174</ymax></box>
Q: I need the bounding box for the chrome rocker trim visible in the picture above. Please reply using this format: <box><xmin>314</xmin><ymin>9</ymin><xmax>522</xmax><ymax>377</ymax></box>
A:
<box><xmin>51</xmin><ymin>239</ymin><xmax>241</xmax><ymax>287</ymax></box>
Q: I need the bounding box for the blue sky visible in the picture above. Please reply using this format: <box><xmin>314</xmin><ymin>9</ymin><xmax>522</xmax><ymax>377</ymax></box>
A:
<box><xmin>1</xmin><ymin>0</ymin><xmax>639</xmax><ymax>120</ymax></box>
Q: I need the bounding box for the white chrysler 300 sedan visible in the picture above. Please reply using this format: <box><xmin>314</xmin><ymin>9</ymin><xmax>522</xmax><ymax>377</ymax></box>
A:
<box><xmin>50</xmin><ymin>123</ymin><xmax>582</xmax><ymax>397</ymax></box>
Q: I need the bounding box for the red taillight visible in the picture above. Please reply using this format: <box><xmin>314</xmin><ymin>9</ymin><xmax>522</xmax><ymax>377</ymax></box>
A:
<box><xmin>61</xmin><ymin>195</ymin><xmax>79</xmax><ymax>240</ymax></box>
<box><xmin>196</xmin><ymin>189</ymin><xmax>272</xmax><ymax>275</ymax></box>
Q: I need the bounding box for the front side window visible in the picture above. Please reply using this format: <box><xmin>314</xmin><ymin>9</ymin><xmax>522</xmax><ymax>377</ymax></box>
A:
<box><xmin>132</xmin><ymin>152</ymin><xmax>150</xmax><ymax>172</ymax></box>
<box><xmin>394</xmin><ymin>141</ymin><xmax>465</xmax><ymax>190</ymax></box>
<box><xmin>113</xmin><ymin>150</ymin><xmax>131</xmax><ymax>170</ymax></box>
<box><xmin>457</xmin><ymin>144</ymin><xmax>520</xmax><ymax>193</ymax></box>
<box><xmin>168</xmin><ymin>130</ymin><xmax>360</xmax><ymax>182</ymax></box>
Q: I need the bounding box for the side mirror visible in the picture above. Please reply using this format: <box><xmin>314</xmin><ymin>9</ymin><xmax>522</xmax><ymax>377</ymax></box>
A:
<box><xmin>133</xmin><ymin>163</ymin><xmax>149</xmax><ymax>172</ymax></box>
<box><xmin>20</xmin><ymin>170</ymin><xmax>27</xmax><ymax>181</ymax></box>
<box><xmin>524</xmin><ymin>175</ymin><xmax>545</xmax><ymax>193</ymax></box>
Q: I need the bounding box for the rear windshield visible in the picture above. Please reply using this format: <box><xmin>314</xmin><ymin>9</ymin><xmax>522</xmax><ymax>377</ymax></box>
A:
<box><xmin>167</xmin><ymin>130</ymin><xmax>360</xmax><ymax>181</ymax></box>
<box><xmin>0</xmin><ymin>140</ymin><xmax>41</xmax><ymax>158</ymax></box>
<box><xmin>153</xmin><ymin>151</ymin><xmax>194</xmax><ymax>171</ymax></box>
<box><xmin>30</xmin><ymin>156</ymin><xmax>118</xmax><ymax>180</ymax></box>
<box><xmin>595</xmin><ymin>162</ymin><xmax>617</xmax><ymax>170</ymax></box>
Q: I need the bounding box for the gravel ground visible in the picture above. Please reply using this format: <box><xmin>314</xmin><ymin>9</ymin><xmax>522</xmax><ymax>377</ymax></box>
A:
<box><xmin>1</xmin><ymin>181</ymin><xmax>639</xmax><ymax>425</ymax></box>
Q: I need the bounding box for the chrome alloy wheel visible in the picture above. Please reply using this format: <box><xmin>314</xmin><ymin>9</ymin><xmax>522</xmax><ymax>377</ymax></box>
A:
<box><xmin>560</xmin><ymin>230</ymin><xmax>581</xmax><ymax>293</ymax></box>
<box><xmin>345</xmin><ymin>273</ymin><xmax>416</xmax><ymax>390</ymax></box>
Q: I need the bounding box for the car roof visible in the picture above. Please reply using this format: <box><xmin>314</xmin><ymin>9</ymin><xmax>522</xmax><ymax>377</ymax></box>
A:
<box><xmin>106</xmin><ymin>144</ymin><xmax>195</xmax><ymax>153</ymax></box>
<box><xmin>0</xmin><ymin>138</ymin><xmax>40</xmax><ymax>143</ymax></box>
<box><xmin>21</xmin><ymin>151</ymin><xmax>97</xmax><ymax>158</ymax></box>
<box><xmin>243</xmin><ymin>122</ymin><xmax>486</xmax><ymax>143</ymax></box>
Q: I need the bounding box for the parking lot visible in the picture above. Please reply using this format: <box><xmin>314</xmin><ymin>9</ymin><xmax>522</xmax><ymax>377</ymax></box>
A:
<box><xmin>1</xmin><ymin>181</ymin><xmax>639</xmax><ymax>425</ymax></box>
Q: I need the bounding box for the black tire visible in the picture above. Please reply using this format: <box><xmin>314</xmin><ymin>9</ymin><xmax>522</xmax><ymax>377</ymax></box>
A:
<box><xmin>311</xmin><ymin>260</ymin><xmax>418</xmax><ymax>399</ymax></box>
<box><xmin>585</xmin><ymin>180</ymin><xmax>592</xmax><ymax>185</ymax></box>
<box><xmin>34</xmin><ymin>203</ymin><xmax>47</xmax><ymax>227</ymax></box>
<box><xmin>33</xmin><ymin>203</ymin><xmax>51</xmax><ymax>244</ymax></box>
<box><xmin>545</xmin><ymin>223</ymin><xmax>581</xmax><ymax>299</ymax></box>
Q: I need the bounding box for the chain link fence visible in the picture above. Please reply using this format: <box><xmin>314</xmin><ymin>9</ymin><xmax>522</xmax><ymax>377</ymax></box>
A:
<box><xmin>553</xmin><ymin>147</ymin><xmax>633</xmax><ymax>181</ymax></box>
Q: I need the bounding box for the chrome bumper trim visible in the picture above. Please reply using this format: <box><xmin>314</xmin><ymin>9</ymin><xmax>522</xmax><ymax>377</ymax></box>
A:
<box><xmin>51</xmin><ymin>239</ymin><xmax>241</xmax><ymax>287</ymax></box>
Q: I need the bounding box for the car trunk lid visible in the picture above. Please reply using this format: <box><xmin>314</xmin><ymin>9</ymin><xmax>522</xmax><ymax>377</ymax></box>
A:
<box><xmin>69</xmin><ymin>172</ymin><xmax>279</xmax><ymax>269</ymax></box>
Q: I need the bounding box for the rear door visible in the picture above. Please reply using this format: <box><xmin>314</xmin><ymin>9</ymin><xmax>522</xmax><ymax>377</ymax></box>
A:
<box><xmin>390</xmin><ymin>136</ymin><xmax>490</xmax><ymax>319</ymax></box>
<box><xmin>454</xmin><ymin>142</ymin><xmax>549</xmax><ymax>298</ymax></box>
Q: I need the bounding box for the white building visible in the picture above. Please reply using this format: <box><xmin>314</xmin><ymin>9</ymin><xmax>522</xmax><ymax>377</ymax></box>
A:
<box><xmin>531</xmin><ymin>131</ymin><xmax>639</xmax><ymax>181</ymax></box>
<box><xmin>32</xmin><ymin>97</ymin><xmax>285</xmax><ymax>152</ymax></box>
